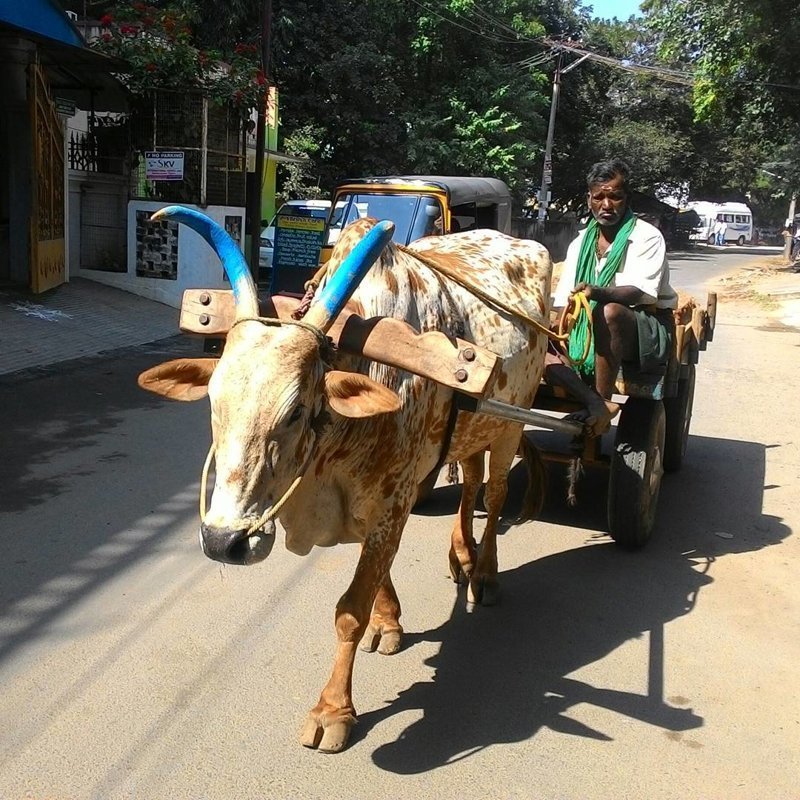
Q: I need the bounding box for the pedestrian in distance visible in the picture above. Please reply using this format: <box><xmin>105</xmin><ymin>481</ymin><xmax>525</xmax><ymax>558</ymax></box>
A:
<box><xmin>716</xmin><ymin>216</ymin><xmax>728</xmax><ymax>246</ymax></box>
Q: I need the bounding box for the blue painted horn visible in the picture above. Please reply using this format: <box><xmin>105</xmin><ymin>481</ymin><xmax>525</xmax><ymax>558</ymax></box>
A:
<box><xmin>149</xmin><ymin>206</ymin><xmax>259</xmax><ymax>319</ymax></box>
<box><xmin>304</xmin><ymin>220</ymin><xmax>395</xmax><ymax>333</ymax></box>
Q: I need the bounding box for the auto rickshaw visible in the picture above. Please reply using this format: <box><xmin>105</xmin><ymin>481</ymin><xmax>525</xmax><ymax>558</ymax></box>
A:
<box><xmin>271</xmin><ymin>175</ymin><xmax>513</xmax><ymax>295</ymax></box>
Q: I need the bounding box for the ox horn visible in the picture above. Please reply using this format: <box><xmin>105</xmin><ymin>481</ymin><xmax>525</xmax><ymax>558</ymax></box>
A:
<box><xmin>149</xmin><ymin>206</ymin><xmax>259</xmax><ymax>320</ymax></box>
<box><xmin>303</xmin><ymin>220</ymin><xmax>395</xmax><ymax>334</ymax></box>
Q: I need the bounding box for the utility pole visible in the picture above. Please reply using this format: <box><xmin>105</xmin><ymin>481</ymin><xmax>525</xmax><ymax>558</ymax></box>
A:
<box><xmin>248</xmin><ymin>0</ymin><xmax>273</xmax><ymax>277</ymax></box>
<box><xmin>784</xmin><ymin>194</ymin><xmax>796</xmax><ymax>260</ymax></box>
<box><xmin>536</xmin><ymin>51</ymin><xmax>591</xmax><ymax>223</ymax></box>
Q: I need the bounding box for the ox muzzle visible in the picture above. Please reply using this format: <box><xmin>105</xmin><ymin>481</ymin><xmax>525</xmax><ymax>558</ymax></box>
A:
<box><xmin>200</xmin><ymin>519</ymin><xmax>276</xmax><ymax>566</ymax></box>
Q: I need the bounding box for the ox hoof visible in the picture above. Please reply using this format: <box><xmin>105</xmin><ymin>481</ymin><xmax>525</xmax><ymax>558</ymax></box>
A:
<box><xmin>359</xmin><ymin>624</ymin><xmax>403</xmax><ymax>654</ymax></box>
<box><xmin>377</xmin><ymin>629</ymin><xmax>402</xmax><ymax>655</ymax></box>
<box><xmin>299</xmin><ymin>716</ymin><xmax>354</xmax><ymax>753</ymax></box>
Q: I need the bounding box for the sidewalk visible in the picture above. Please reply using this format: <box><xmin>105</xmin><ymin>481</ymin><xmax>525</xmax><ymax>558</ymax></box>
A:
<box><xmin>0</xmin><ymin>278</ymin><xmax>181</xmax><ymax>377</ymax></box>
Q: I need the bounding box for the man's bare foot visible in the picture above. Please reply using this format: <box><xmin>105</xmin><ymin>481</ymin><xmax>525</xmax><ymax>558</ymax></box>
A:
<box><xmin>584</xmin><ymin>397</ymin><xmax>620</xmax><ymax>436</ymax></box>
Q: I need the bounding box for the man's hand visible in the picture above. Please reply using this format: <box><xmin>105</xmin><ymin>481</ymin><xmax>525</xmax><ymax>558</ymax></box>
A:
<box><xmin>571</xmin><ymin>283</ymin><xmax>608</xmax><ymax>303</ymax></box>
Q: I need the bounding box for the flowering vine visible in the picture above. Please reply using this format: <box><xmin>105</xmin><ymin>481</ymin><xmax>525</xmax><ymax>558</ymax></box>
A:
<box><xmin>91</xmin><ymin>1</ymin><xmax>266</xmax><ymax>115</ymax></box>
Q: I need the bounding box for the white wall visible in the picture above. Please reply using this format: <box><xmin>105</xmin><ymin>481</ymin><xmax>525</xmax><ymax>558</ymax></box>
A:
<box><xmin>78</xmin><ymin>200</ymin><xmax>246</xmax><ymax>308</ymax></box>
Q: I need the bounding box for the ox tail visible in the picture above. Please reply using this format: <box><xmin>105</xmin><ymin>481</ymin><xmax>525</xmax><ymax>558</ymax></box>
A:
<box><xmin>517</xmin><ymin>433</ymin><xmax>547</xmax><ymax>521</ymax></box>
<box><xmin>566</xmin><ymin>456</ymin><xmax>584</xmax><ymax>507</ymax></box>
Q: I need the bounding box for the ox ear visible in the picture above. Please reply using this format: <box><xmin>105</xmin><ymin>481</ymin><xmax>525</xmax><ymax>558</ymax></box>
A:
<box><xmin>138</xmin><ymin>358</ymin><xmax>217</xmax><ymax>401</ymax></box>
<box><xmin>323</xmin><ymin>370</ymin><xmax>401</xmax><ymax>418</ymax></box>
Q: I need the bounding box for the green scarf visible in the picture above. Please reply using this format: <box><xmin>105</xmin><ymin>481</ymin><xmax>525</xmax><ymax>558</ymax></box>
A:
<box><xmin>569</xmin><ymin>209</ymin><xmax>637</xmax><ymax>377</ymax></box>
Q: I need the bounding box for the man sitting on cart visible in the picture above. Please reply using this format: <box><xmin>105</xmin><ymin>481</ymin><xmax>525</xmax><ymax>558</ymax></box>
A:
<box><xmin>545</xmin><ymin>158</ymin><xmax>678</xmax><ymax>436</ymax></box>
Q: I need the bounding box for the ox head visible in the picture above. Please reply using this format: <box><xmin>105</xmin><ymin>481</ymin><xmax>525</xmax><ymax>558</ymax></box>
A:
<box><xmin>138</xmin><ymin>207</ymin><xmax>398</xmax><ymax>566</ymax></box>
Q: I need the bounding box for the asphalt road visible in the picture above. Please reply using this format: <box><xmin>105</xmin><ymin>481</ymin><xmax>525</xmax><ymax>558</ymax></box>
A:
<box><xmin>668</xmin><ymin>244</ymin><xmax>783</xmax><ymax>298</ymax></box>
<box><xmin>0</xmin><ymin>249</ymin><xmax>797</xmax><ymax>799</ymax></box>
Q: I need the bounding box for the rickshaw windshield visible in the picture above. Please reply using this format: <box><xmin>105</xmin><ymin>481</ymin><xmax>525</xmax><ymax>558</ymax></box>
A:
<box><xmin>325</xmin><ymin>193</ymin><xmax>443</xmax><ymax>246</ymax></box>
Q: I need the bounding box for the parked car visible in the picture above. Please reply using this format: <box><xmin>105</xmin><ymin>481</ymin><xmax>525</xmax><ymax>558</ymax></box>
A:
<box><xmin>259</xmin><ymin>199</ymin><xmax>331</xmax><ymax>270</ymax></box>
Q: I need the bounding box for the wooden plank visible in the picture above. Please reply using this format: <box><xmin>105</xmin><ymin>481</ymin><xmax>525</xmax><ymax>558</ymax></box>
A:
<box><xmin>179</xmin><ymin>289</ymin><xmax>238</xmax><ymax>335</ymax></box>
<box><xmin>179</xmin><ymin>289</ymin><xmax>501</xmax><ymax>398</ymax></box>
<box><xmin>705</xmin><ymin>292</ymin><xmax>717</xmax><ymax>342</ymax></box>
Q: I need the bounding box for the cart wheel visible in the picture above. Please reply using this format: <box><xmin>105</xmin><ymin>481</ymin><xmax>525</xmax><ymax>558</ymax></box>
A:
<box><xmin>414</xmin><ymin>468</ymin><xmax>440</xmax><ymax>507</ymax></box>
<box><xmin>663</xmin><ymin>365</ymin><xmax>696</xmax><ymax>472</ymax></box>
<box><xmin>607</xmin><ymin>399</ymin><xmax>666</xmax><ymax>549</ymax></box>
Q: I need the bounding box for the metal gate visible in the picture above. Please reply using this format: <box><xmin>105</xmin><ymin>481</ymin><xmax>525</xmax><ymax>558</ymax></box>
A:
<box><xmin>29</xmin><ymin>62</ymin><xmax>65</xmax><ymax>293</ymax></box>
<box><xmin>79</xmin><ymin>177</ymin><xmax>127</xmax><ymax>272</ymax></box>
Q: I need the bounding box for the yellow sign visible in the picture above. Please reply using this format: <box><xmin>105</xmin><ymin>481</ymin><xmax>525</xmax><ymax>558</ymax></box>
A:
<box><xmin>277</xmin><ymin>215</ymin><xmax>326</xmax><ymax>232</ymax></box>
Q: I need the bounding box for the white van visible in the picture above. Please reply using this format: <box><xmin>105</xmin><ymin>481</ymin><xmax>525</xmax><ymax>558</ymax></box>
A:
<box><xmin>687</xmin><ymin>201</ymin><xmax>753</xmax><ymax>245</ymax></box>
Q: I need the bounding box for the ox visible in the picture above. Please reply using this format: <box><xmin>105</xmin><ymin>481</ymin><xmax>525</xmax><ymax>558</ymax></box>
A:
<box><xmin>138</xmin><ymin>208</ymin><xmax>552</xmax><ymax>752</ymax></box>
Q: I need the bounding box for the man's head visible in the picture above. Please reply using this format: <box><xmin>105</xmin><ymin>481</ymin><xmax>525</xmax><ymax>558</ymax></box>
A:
<box><xmin>586</xmin><ymin>158</ymin><xmax>630</xmax><ymax>228</ymax></box>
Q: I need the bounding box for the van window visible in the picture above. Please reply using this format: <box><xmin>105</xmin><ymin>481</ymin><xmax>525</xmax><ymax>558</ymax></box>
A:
<box><xmin>724</xmin><ymin>213</ymin><xmax>735</xmax><ymax>223</ymax></box>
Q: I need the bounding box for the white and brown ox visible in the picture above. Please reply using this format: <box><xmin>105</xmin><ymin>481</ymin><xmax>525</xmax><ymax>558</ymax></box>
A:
<box><xmin>138</xmin><ymin>206</ymin><xmax>552</xmax><ymax>752</ymax></box>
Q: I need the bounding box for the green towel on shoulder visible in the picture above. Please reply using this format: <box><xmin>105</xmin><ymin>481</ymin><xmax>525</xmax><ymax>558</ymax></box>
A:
<box><xmin>569</xmin><ymin>210</ymin><xmax>637</xmax><ymax>377</ymax></box>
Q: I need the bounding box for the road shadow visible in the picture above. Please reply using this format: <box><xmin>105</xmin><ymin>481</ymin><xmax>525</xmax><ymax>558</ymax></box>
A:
<box><xmin>361</xmin><ymin>432</ymin><xmax>790</xmax><ymax>771</ymax></box>
<box><xmin>0</xmin><ymin>336</ymin><xmax>209</xmax><ymax>666</ymax></box>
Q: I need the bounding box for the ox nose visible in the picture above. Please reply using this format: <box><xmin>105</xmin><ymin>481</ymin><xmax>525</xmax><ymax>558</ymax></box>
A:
<box><xmin>200</xmin><ymin>523</ymin><xmax>252</xmax><ymax>565</ymax></box>
<box><xmin>199</xmin><ymin>521</ymin><xmax>276</xmax><ymax>565</ymax></box>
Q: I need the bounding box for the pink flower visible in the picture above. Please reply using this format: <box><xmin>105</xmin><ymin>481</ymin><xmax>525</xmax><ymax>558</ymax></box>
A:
<box><xmin>100</xmin><ymin>14</ymin><xmax>113</xmax><ymax>27</ymax></box>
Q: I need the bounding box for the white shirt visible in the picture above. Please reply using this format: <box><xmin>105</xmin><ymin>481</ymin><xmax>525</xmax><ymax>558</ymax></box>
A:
<box><xmin>553</xmin><ymin>217</ymin><xmax>678</xmax><ymax>310</ymax></box>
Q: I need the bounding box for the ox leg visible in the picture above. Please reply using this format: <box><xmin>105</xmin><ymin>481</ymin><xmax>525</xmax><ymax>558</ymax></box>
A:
<box><xmin>470</xmin><ymin>430</ymin><xmax>521</xmax><ymax>607</ymax></box>
<box><xmin>359</xmin><ymin>572</ymin><xmax>403</xmax><ymax>655</ymax></box>
<box><xmin>300</xmin><ymin>523</ymin><xmax>405</xmax><ymax>753</ymax></box>
<box><xmin>448</xmin><ymin>451</ymin><xmax>484</xmax><ymax>587</ymax></box>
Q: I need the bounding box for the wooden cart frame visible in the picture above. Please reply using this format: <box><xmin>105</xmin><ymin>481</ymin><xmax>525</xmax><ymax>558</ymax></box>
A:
<box><xmin>533</xmin><ymin>293</ymin><xmax>717</xmax><ymax>548</ymax></box>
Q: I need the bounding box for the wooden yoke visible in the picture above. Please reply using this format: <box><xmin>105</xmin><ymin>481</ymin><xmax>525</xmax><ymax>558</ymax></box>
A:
<box><xmin>180</xmin><ymin>289</ymin><xmax>501</xmax><ymax>399</ymax></box>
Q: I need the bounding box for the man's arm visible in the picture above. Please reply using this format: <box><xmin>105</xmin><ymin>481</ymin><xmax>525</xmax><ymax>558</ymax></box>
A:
<box><xmin>573</xmin><ymin>283</ymin><xmax>649</xmax><ymax>307</ymax></box>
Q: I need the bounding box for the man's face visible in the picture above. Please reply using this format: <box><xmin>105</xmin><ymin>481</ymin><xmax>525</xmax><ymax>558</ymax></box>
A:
<box><xmin>588</xmin><ymin>174</ymin><xmax>627</xmax><ymax>227</ymax></box>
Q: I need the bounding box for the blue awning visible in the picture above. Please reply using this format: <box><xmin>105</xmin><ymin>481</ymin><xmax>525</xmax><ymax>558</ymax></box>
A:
<box><xmin>0</xmin><ymin>0</ymin><xmax>129</xmax><ymax>111</ymax></box>
<box><xmin>0</xmin><ymin>0</ymin><xmax>84</xmax><ymax>48</ymax></box>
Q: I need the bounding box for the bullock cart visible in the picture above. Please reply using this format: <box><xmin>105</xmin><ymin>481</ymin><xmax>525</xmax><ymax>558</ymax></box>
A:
<box><xmin>532</xmin><ymin>293</ymin><xmax>717</xmax><ymax>549</ymax></box>
<box><xmin>180</xmin><ymin>287</ymin><xmax>716</xmax><ymax>551</ymax></box>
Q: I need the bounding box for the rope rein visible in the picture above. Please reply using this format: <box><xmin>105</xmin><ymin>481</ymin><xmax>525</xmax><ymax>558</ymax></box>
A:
<box><xmin>302</xmin><ymin>243</ymin><xmax>593</xmax><ymax>367</ymax></box>
<box><xmin>199</xmin><ymin>441</ymin><xmax>306</xmax><ymax>533</ymax></box>
<box><xmin>200</xmin><ymin>315</ymin><xmax>327</xmax><ymax>534</ymax></box>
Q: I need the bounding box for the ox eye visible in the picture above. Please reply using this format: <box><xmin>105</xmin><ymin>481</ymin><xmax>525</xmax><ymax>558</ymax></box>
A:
<box><xmin>288</xmin><ymin>405</ymin><xmax>304</xmax><ymax>424</ymax></box>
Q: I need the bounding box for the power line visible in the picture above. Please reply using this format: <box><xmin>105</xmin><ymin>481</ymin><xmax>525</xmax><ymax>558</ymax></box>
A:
<box><xmin>406</xmin><ymin>0</ymin><xmax>531</xmax><ymax>45</ymax></box>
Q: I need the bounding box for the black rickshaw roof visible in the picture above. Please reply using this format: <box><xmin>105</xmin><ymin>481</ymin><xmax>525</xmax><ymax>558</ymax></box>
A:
<box><xmin>338</xmin><ymin>175</ymin><xmax>512</xmax><ymax>207</ymax></box>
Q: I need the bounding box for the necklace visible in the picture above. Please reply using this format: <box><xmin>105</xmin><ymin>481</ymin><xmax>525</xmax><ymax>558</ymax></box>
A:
<box><xmin>595</xmin><ymin>236</ymin><xmax>605</xmax><ymax>260</ymax></box>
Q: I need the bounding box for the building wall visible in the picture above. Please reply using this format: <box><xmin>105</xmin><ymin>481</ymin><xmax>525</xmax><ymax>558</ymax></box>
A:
<box><xmin>77</xmin><ymin>200</ymin><xmax>247</xmax><ymax>308</ymax></box>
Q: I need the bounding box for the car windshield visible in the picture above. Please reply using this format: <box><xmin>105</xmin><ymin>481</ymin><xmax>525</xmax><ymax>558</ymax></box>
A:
<box><xmin>325</xmin><ymin>193</ymin><xmax>442</xmax><ymax>246</ymax></box>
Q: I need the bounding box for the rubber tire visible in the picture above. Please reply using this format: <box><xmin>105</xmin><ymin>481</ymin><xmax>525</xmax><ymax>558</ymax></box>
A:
<box><xmin>737</xmin><ymin>235</ymin><xmax>745</xmax><ymax>246</ymax></box>
<box><xmin>708</xmin><ymin>235</ymin><xmax>715</xmax><ymax>245</ymax></box>
<box><xmin>607</xmin><ymin>399</ymin><xmax>666</xmax><ymax>549</ymax></box>
<box><xmin>663</xmin><ymin>365</ymin><xmax>696</xmax><ymax>472</ymax></box>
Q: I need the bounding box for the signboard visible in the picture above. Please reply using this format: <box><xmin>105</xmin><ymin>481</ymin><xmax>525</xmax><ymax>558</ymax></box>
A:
<box><xmin>270</xmin><ymin>212</ymin><xmax>326</xmax><ymax>294</ymax></box>
<box><xmin>54</xmin><ymin>97</ymin><xmax>76</xmax><ymax>117</ymax></box>
<box><xmin>145</xmin><ymin>151</ymin><xmax>185</xmax><ymax>181</ymax></box>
